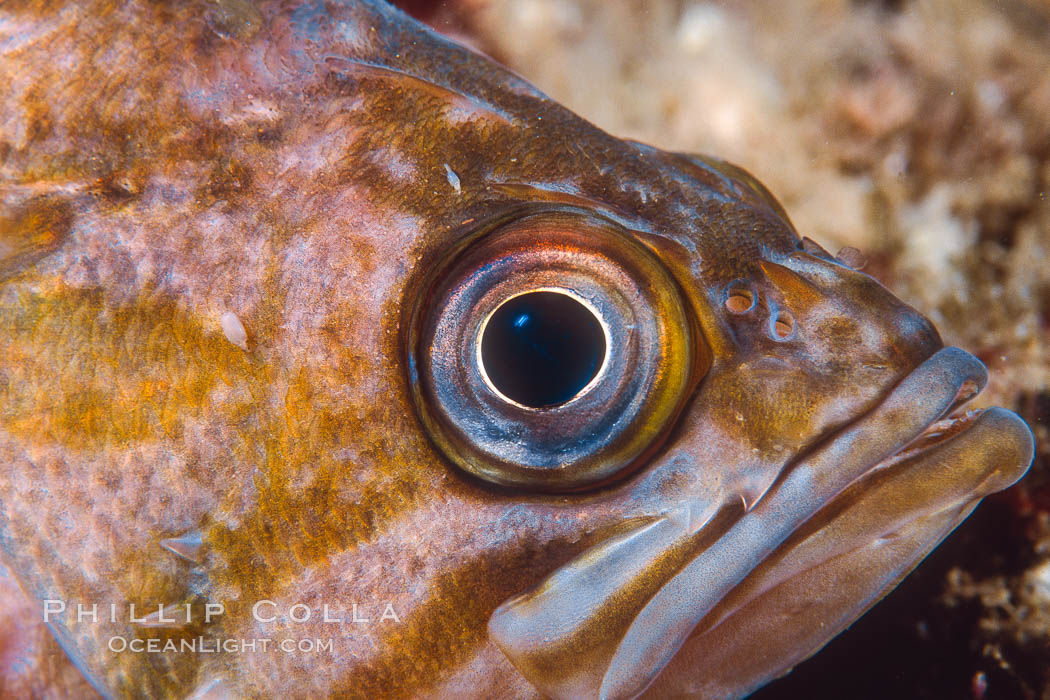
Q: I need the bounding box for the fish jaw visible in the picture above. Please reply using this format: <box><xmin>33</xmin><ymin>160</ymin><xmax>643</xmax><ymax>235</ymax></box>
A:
<box><xmin>488</xmin><ymin>347</ymin><xmax>1034</xmax><ymax>699</ymax></box>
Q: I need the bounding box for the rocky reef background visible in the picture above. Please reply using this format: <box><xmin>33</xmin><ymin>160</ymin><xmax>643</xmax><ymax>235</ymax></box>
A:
<box><xmin>401</xmin><ymin>0</ymin><xmax>1050</xmax><ymax>697</ymax></box>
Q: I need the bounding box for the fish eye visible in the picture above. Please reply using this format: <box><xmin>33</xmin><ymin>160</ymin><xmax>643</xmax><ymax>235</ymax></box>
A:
<box><xmin>406</xmin><ymin>210</ymin><xmax>701</xmax><ymax>491</ymax></box>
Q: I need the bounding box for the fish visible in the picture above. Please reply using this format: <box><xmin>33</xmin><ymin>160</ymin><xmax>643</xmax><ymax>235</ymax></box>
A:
<box><xmin>0</xmin><ymin>0</ymin><xmax>1035</xmax><ymax>698</ymax></box>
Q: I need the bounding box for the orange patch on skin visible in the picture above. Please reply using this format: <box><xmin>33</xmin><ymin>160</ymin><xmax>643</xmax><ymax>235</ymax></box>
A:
<box><xmin>319</xmin><ymin>536</ymin><xmax>580</xmax><ymax>700</ymax></box>
<box><xmin>205</xmin><ymin>322</ymin><xmax>439</xmax><ymax>600</ymax></box>
<box><xmin>758</xmin><ymin>259</ymin><xmax>823</xmax><ymax>312</ymax></box>
<box><xmin>0</xmin><ymin>197</ymin><xmax>74</xmax><ymax>282</ymax></box>
<box><xmin>0</xmin><ymin>280</ymin><xmax>260</xmax><ymax>450</ymax></box>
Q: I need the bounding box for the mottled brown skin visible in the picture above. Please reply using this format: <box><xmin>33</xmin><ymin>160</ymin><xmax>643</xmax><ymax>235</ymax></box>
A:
<box><xmin>0</xmin><ymin>1</ymin><xmax>1034</xmax><ymax>699</ymax></box>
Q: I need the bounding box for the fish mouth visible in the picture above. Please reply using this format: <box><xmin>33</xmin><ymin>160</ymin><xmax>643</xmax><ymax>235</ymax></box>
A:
<box><xmin>488</xmin><ymin>347</ymin><xmax>1034</xmax><ymax>700</ymax></box>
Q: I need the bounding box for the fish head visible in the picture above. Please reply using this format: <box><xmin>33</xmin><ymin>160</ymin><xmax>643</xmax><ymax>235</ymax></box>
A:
<box><xmin>415</xmin><ymin>155</ymin><xmax>1033</xmax><ymax>699</ymax></box>
<box><xmin>0</xmin><ymin>1</ymin><xmax>1034</xmax><ymax>699</ymax></box>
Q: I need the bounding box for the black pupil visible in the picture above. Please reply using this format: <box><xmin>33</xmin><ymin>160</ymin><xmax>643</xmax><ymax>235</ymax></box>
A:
<box><xmin>481</xmin><ymin>291</ymin><xmax>606</xmax><ymax>408</ymax></box>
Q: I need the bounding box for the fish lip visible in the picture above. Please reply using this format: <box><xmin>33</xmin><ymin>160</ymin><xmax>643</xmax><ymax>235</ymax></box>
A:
<box><xmin>674</xmin><ymin>404</ymin><xmax>1031</xmax><ymax>640</ymax></box>
<box><xmin>859</xmin><ymin>370</ymin><xmax>985</xmax><ymax>471</ymax></box>
<box><xmin>817</xmin><ymin>373</ymin><xmax>986</xmax><ymax>492</ymax></box>
<box><xmin>597</xmin><ymin>346</ymin><xmax>1030</xmax><ymax>700</ymax></box>
<box><xmin>763</xmin><ymin>348</ymin><xmax>987</xmax><ymax>494</ymax></box>
<box><xmin>636</xmin><ymin>405</ymin><xmax>1033</xmax><ymax>700</ymax></box>
<box><xmin>871</xmin><ymin>405</ymin><xmax>983</xmax><ymax>472</ymax></box>
<box><xmin>488</xmin><ymin>348</ymin><xmax>1033</xmax><ymax>700</ymax></box>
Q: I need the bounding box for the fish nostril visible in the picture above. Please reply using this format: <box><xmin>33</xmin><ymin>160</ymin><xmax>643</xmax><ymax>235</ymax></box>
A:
<box><xmin>772</xmin><ymin>311</ymin><xmax>795</xmax><ymax>340</ymax></box>
<box><xmin>724</xmin><ymin>281</ymin><xmax>756</xmax><ymax>314</ymax></box>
